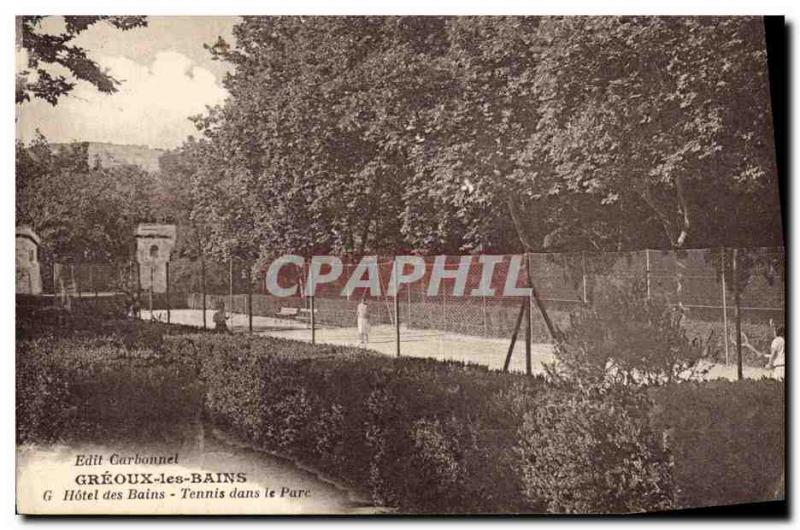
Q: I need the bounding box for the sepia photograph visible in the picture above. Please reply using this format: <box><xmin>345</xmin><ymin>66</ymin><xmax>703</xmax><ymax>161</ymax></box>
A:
<box><xmin>12</xmin><ymin>9</ymin><xmax>786</xmax><ymax>517</ymax></box>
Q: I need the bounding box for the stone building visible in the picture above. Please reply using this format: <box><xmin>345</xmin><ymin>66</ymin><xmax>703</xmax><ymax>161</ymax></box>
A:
<box><xmin>135</xmin><ymin>224</ymin><xmax>176</xmax><ymax>293</ymax></box>
<box><xmin>16</xmin><ymin>226</ymin><xmax>42</xmax><ymax>294</ymax></box>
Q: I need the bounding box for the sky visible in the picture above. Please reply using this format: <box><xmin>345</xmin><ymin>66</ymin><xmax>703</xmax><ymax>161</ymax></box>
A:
<box><xmin>15</xmin><ymin>16</ymin><xmax>239</xmax><ymax>149</ymax></box>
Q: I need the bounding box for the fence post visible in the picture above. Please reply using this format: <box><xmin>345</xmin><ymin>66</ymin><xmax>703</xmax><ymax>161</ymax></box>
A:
<box><xmin>394</xmin><ymin>259</ymin><xmax>400</xmax><ymax>357</ymax></box>
<box><xmin>733</xmin><ymin>248</ymin><xmax>743</xmax><ymax>380</ymax></box>
<box><xmin>310</xmin><ymin>294</ymin><xmax>316</xmax><ymax>345</ymax></box>
<box><xmin>525</xmin><ymin>294</ymin><xmax>532</xmax><ymax>375</ymax></box>
<box><xmin>407</xmin><ymin>282</ymin><xmax>412</xmax><ymax>329</ymax></box>
<box><xmin>645</xmin><ymin>249</ymin><xmax>651</xmax><ymax>300</ymax></box>
<box><xmin>91</xmin><ymin>263</ymin><xmax>98</xmax><ymax>310</ymax></box>
<box><xmin>136</xmin><ymin>261</ymin><xmax>141</xmax><ymax>316</ymax></box>
<box><xmin>482</xmin><ymin>294</ymin><xmax>488</xmax><ymax>337</ymax></box>
<box><xmin>248</xmin><ymin>262</ymin><xmax>253</xmax><ymax>335</ymax></box>
<box><xmin>503</xmin><ymin>300</ymin><xmax>527</xmax><ymax>372</ymax></box>
<box><xmin>442</xmin><ymin>288</ymin><xmax>447</xmax><ymax>332</ymax></box>
<box><xmin>523</xmin><ymin>252</ymin><xmax>561</xmax><ymax>342</ymax></box>
<box><xmin>581</xmin><ymin>251</ymin><xmax>588</xmax><ymax>304</ymax></box>
<box><xmin>149</xmin><ymin>266</ymin><xmax>154</xmax><ymax>315</ymax></box>
<box><xmin>166</xmin><ymin>261</ymin><xmax>171</xmax><ymax>324</ymax></box>
<box><xmin>72</xmin><ymin>263</ymin><xmax>79</xmax><ymax>298</ymax></box>
<box><xmin>720</xmin><ymin>247</ymin><xmax>730</xmax><ymax>365</ymax></box>
<box><xmin>229</xmin><ymin>256</ymin><xmax>234</xmax><ymax>326</ymax></box>
<box><xmin>201</xmin><ymin>258</ymin><xmax>207</xmax><ymax>330</ymax></box>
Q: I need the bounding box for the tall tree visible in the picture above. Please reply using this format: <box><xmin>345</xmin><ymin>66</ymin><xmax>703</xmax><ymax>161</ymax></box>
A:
<box><xmin>404</xmin><ymin>16</ymin><xmax>780</xmax><ymax>253</ymax></box>
<box><xmin>180</xmin><ymin>16</ymin><xmax>782</xmax><ymax>263</ymax></box>
<box><xmin>185</xmin><ymin>17</ymin><xmax>451</xmax><ymax>260</ymax></box>
<box><xmin>16</xmin><ymin>136</ymin><xmax>157</xmax><ymax>262</ymax></box>
<box><xmin>530</xmin><ymin>16</ymin><xmax>781</xmax><ymax>249</ymax></box>
<box><xmin>16</xmin><ymin>15</ymin><xmax>147</xmax><ymax>105</ymax></box>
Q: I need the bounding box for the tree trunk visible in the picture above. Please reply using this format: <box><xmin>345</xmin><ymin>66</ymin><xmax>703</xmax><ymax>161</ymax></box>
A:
<box><xmin>673</xmin><ymin>175</ymin><xmax>691</xmax><ymax>248</ymax></box>
<box><xmin>356</xmin><ymin>211</ymin><xmax>374</xmax><ymax>256</ymax></box>
<box><xmin>506</xmin><ymin>194</ymin><xmax>562</xmax><ymax>342</ymax></box>
<box><xmin>638</xmin><ymin>182</ymin><xmax>693</xmax><ymax>311</ymax></box>
<box><xmin>639</xmin><ymin>180</ymin><xmax>692</xmax><ymax>250</ymax></box>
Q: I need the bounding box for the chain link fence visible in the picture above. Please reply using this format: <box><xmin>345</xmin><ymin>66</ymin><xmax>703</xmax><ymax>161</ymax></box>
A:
<box><xmin>40</xmin><ymin>247</ymin><xmax>784</xmax><ymax>372</ymax></box>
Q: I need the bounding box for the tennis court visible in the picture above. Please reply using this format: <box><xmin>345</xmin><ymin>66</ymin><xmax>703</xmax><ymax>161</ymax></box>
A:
<box><xmin>139</xmin><ymin>308</ymin><xmax>773</xmax><ymax>380</ymax></box>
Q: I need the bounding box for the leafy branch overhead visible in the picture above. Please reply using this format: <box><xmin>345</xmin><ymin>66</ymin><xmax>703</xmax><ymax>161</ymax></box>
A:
<box><xmin>17</xmin><ymin>16</ymin><xmax>148</xmax><ymax>105</ymax></box>
<box><xmin>169</xmin><ymin>16</ymin><xmax>780</xmax><ymax>262</ymax></box>
<box><xmin>19</xmin><ymin>16</ymin><xmax>781</xmax><ymax>266</ymax></box>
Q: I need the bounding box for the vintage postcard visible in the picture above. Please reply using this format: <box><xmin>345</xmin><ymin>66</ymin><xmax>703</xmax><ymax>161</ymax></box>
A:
<box><xmin>15</xmin><ymin>15</ymin><xmax>785</xmax><ymax>515</ymax></box>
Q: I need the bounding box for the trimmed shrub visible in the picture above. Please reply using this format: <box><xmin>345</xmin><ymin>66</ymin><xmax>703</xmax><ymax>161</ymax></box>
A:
<box><xmin>555</xmin><ymin>282</ymin><xmax>705</xmax><ymax>384</ymax></box>
<box><xmin>649</xmin><ymin>379</ymin><xmax>785</xmax><ymax>508</ymax></box>
<box><xmin>17</xmin><ymin>316</ymin><xmax>784</xmax><ymax>513</ymax></box>
<box><xmin>516</xmin><ymin>382</ymin><xmax>675</xmax><ymax>514</ymax></box>
<box><xmin>173</xmin><ymin>333</ymin><xmax>544</xmax><ymax>513</ymax></box>
<box><xmin>16</xmin><ymin>321</ymin><xmax>203</xmax><ymax>445</ymax></box>
<box><xmin>176</xmin><ymin>332</ymin><xmax>737</xmax><ymax>514</ymax></box>
<box><xmin>17</xmin><ymin>312</ymin><xmax>198</xmax><ymax>344</ymax></box>
<box><xmin>16</xmin><ymin>338</ymin><xmax>73</xmax><ymax>444</ymax></box>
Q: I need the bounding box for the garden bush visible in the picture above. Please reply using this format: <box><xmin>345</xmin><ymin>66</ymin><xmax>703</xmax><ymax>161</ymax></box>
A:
<box><xmin>16</xmin><ymin>320</ymin><xmax>203</xmax><ymax>445</ymax></box>
<box><xmin>555</xmin><ymin>282</ymin><xmax>706</xmax><ymax>384</ymax></box>
<box><xmin>17</xmin><ymin>316</ymin><xmax>784</xmax><ymax>513</ymax></box>
<box><xmin>17</xmin><ymin>310</ymin><xmax>198</xmax><ymax>344</ymax></box>
<box><xmin>517</xmin><ymin>381</ymin><xmax>675</xmax><ymax>513</ymax></box>
<box><xmin>171</xmin><ymin>333</ymin><xmax>545</xmax><ymax>512</ymax></box>
<box><xmin>649</xmin><ymin>379</ymin><xmax>785</xmax><ymax>509</ymax></box>
<box><xmin>16</xmin><ymin>338</ymin><xmax>73</xmax><ymax>444</ymax></box>
<box><xmin>168</xmin><ymin>333</ymin><xmax>695</xmax><ymax>513</ymax></box>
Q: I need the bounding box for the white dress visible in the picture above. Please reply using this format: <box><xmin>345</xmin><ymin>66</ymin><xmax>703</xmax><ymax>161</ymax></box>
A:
<box><xmin>770</xmin><ymin>336</ymin><xmax>785</xmax><ymax>380</ymax></box>
<box><xmin>357</xmin><ymin>303</ymin><xmax>370</xmax><ymax>334</ymax></box>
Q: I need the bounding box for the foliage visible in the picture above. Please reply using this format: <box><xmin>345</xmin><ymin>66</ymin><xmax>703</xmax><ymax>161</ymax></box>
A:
<box><xmin>173</xmin><ymin>16</ymin><xmax>781</xmax><ymax>262</ymax></box>
<box><xmin>16</xmin><ymin>316</ymin><xmax>784</xmax><ymax>512</ymax></box>
<box><xmin>16</xmin><ymin>332</ymin><xmax>202</xmax><ymax>445</ymax></box>
<box><xmin>17</xmin><ymin>16</ymin><xmax>148</xmax><ymax>105</ymax></box>
<box><xmin>526</xmin><ymin>17</ymin><xmax>780</xmax><ymax>250</ymax></box>
<box><xmin>649</xmin><ymin>379</ymin><xmax>785</xmax><ymax>508</ymax></box>
<box><xmin>189</xmin><ymin>332</ymin><xmax>543</xmax><ymax>512</ymax></box>
<box><xmin>517</xmin><ymin>382</ymin><xmax>675</xmax><ymax>513</ymax></box>
<box><xmin>553</xmin><ymin>282</ymin><xmax>706</xmax><ymax>385</ymax></box>
<box><xmin>166</xmin><ymin>18</ymin><xmax>444</xmax><ymax>260</ymax></box>
<box><xmin>16</xmin><ymin>135</ymin><xmax>158</xmax><ymax>262</ymax></box>
<box><xmin>16</xmin><ymin>308</ymin><xmax>196</xmax><ymax>345</ymax></box>
<box><xmin>16</xmin><ymin>338</ymin><xmax>72</xmax><ymax>444</ymax></box>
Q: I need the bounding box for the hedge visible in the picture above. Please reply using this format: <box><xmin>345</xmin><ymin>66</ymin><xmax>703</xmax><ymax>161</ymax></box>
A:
<box><xmin>649</xmin><ymin>379</ymin><xmax>785</xmax><ymax>509</ymax></box>
<box><xmin>172</xmin><ymin>333</ymin><xmax>680</xmax><ymax>513</ymax></box>
<box><xmin>173</xmin><ymin>333</ymin><xmax>784</xmax><ymax>512</ymax></box>
<box><xmin>16</xmin><ymin>320</ymin><xmax>203</xmax><ymax>445</ymax></box>
<box><xmin>176</xmin><ymin>333</ymin><xmax>545</xmax><ymax>513</ymax></box>
<box><xmin>17</xmin><ymin>318</ymin><xmax>784</xmax><ymax>513</ymax></box>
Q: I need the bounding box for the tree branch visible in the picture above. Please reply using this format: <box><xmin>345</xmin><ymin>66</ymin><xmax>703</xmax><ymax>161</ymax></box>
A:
<box><xmin>673</xmin><ymin>174</ymin><xmax>691</xmax><ymax>248</ymax></box>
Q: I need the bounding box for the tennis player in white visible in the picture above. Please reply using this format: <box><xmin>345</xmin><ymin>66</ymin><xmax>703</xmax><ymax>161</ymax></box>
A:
<box><xmin>357</xmin><ymin>296</ymin><xmax>370</xmax><ymax>347</ymax></box>
<box><xmin>768</xmin><ymin>326</ymin><xmax>785</xmax><ymax>380</ymax></box>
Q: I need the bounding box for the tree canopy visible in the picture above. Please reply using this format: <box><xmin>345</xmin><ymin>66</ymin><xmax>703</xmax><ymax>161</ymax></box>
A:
<box><xmin>158</xmin><ymin>16</ymin><xmax>785</xmax><ymax>262</ymax></box>
<box><xmin>16</xmin><ymin>16</ymin><xmax>148</xmax><ymax>105</ymax></box>
<box><xmin>16</xmin><ymin>135</ymin><xmax>157</xmax><ymax>263</ymax></box>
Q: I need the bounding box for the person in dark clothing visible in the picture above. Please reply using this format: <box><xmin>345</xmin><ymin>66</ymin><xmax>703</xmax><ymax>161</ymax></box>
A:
<box><xmin>213</xmin><ymin>301</ymin><xmax>230</xmax><ymax>333</ymax></box>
